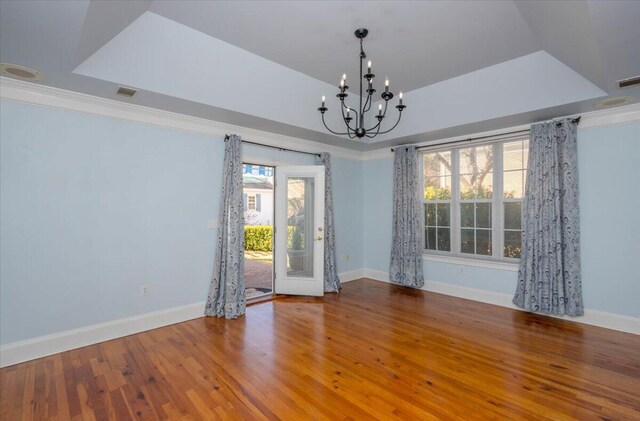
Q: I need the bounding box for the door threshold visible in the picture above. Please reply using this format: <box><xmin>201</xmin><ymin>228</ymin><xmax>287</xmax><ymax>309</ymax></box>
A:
<box><xmin>247</xmin><ymin>293</ymin><xmax>275</xmax><ymax>306</ymax></box>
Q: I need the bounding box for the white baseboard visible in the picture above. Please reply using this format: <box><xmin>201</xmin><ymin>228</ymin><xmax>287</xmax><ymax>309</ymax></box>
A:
<box><xmin>0</xmin><ymin>301</ymin><xmax>205</xmax><ymax>368</ymax></box>
<box><xmin>3</xmin><ymin>269</ymin><xmax>637</xmax><ymax>367</ymax></box>
<box><xmin>1</xmin><ymin>270</ymin><xmax>362</xmax><ymax>367</ymax></box>
<box><xmin>339</xmin><ymin>269</ymin><xmax>367</xmax><ymax>283</ymax></box>
<box><xmin>359</xmin><ymin>268</ymin><xmax>640</xmax><ymax>335</ymax></box>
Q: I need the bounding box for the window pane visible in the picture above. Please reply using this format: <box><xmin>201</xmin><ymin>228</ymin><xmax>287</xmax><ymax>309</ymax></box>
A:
<box><xmin>460</xmin><ymin>145</ymin><xmax>493</xmax><ymax>200</ymax></box>
<box><xmin>460</xmin><ymin>174</ymin><xmax>474</xmax><ymax>199</ymax></box>
<box><xmin>424</xmin><ymin>151</ymin><xmax>451</xmax><ymax>178</ymax></box>
<box><xmin>425</xmin><ymin>176</ymin><xmax>452</xmax><ymax>200</ymax></box>
<box><xmin>460</xmin><ymin>174</ymin><xmax>493</xmax><ymax>199</ymax></box>
<box><xmin>522</xmin><ymin>139</ymin><xmax>529</xmax><ymax>168</ymax></box>
<box><xmin>461</xmin><ymin>229</ymin><xmax>474</xmax><ymax>254</ymax></box>
<box><xmin>476</xmin><ymin>229</ymin><xmax>492</xmax><ymax>256</ymax></box>
<box><xmin>437</xmin><ymin>228</ymin><xmax>451</xmax><ymax>251</ymax></box>
<box><xmin>426</xmin><ymin>203</ymin><xmax>436</xmax><ymax>226</ymax></box>
<box><xmin>503</xmin><ymin>140</ymin><xmax>526</xmax><ymax>171</ymax></box>
<box><xmin>476</xmin><ymin>203</ymin><xmax>491</xmax><ymax>228</ymax></box>
<box><xmin>461</xmin><ymin>203</ymin><xmax>474</xmax><ymax>228</ymax></box>
<box><xmin>477</xmin><ymin>172</ymin><xmax>493</xmax><ymax>199</ymax></box>
<box><xmin>426</xmin><ymin>227</ymin><xmax>437</xmax><ymax>250</ymax></box>
<box><xmin>504</xmin><ymin>170</ymin><xmax>524</xmax><ymax>199</ymax></box>
<box><xmin>460</xmin><ymin>145</ymin><xmax>493</xmax><ymax>174</ymax></box>
<box><xmin>504</xmin><ymin>231</ymin><xmax>522</xmax><ymax>258</ymax></box>
<box><xmin>436</xmin><ymin>203</ymin><xmax>450</xmax><ymax>227</ymax></box>
<box><xmin>504</xmin><ymin>202</ymin><xmax>522</xmax><ymax>230</ymax></box>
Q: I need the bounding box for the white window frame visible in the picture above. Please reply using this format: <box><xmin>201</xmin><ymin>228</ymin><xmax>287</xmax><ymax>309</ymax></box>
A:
<box><xmin>248</xmin><ymin>194</ymin><xmax>257</xmax><ymax>210</ymax></box>
<box><xmin>420</xmin><ymin>136</ymin><xmax>528</xmax><ymax>264</ymax></box>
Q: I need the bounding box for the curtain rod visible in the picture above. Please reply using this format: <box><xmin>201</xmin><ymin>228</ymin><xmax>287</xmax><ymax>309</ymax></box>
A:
<box><xmin>391</xmin><ymin>116</ymin><xmax>581</xmax><ymax>152</ymax></box>
<box><xmin>225</xmin><ymin>135</ymin><xmax>321</xmax><ymax>157</ymax></box>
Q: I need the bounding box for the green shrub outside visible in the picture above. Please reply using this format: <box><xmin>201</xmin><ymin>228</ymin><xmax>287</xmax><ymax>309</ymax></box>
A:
<box><xmin>244</xmin><ymin>226</ymin><xmax>273</xmax><ymax>251</ymax></box>
<box><xmin>243</xmin><ymin>225</ymin><xmax>308</xmax><ymax>251</ymax></box>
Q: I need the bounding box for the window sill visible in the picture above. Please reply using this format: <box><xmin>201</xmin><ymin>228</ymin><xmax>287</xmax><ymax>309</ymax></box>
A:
<box><xmin>422</xmin><ymin>254</ymin><xmax>519</xmax><ymax>271</ymax></box>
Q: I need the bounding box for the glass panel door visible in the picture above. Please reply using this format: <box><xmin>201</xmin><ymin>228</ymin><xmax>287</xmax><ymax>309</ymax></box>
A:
<box><xmin>274</xmin><ymin>166</ymin><xmax>325</xmax><ymax>296</ymax></box>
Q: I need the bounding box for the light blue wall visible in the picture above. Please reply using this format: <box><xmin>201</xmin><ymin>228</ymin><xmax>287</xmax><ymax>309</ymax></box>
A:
<box><xmin>0</xmin><ymin>100</ymin><xmax>363</xmax><ymax>344</ymax></box>
<box><xmin>331</xmin><ymin>157</ymin><xmax>364</xmax><ymax>273</ymax></box>
<box><xmin>363</xmin><ymin>122</ymin><xmax>640</xmax><ymax>318</ymax></box>
<box><xmin>578</xmin><ymin>122</ymin><xmax>640</xmax><ymax>317</ymax></box>
<box><xmin>2</xmin><ymin>97</ymin><xmax>635</xmax><ymax>346</ymax></box>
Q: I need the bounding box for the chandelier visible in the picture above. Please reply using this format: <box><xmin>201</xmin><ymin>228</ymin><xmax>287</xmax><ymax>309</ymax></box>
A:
<box><xmin>317</xmin><ymin>28</ymin><xmax>406</xmax><ymax>139</ymax></box>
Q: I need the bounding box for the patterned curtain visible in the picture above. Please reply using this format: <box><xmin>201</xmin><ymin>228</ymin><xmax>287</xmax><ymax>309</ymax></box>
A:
<box><xmin>205</xmin><ymin>135</ymin><xmax>246</xmax><ymax>318</ymax></box>
<box><xmin>389</xmin><ymin>146</ymin><xmax>425</xmax><ymax>288</ymax></box>
<box><xmin>316</xmin><ymin>153</ymin><xmax>341</xmax><ymax>292</ymax></box>
<box><xmin>513</xmin><ymin>118</ymin><xmax>583</xmax><ymax>316</ymax></box>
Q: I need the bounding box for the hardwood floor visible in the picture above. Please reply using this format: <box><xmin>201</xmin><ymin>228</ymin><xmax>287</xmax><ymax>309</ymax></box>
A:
<box><xmin>2</xmin><ymin>279</ymin><xmax>639</xmax><ymax>420</ymax></box>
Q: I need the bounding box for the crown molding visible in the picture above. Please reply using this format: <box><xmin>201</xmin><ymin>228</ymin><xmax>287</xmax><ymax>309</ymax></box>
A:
<box><xmin>0</xmin><ymin>77</ymin><xmax>364</xmax><ymax>161</ymax></box>
<box><xmin>2</xmin><ymin>77</ymin><xmax>638</xmax><ymax>163</ymax></box>
<box><xmin>361</xmin><ymin>102</ymin><xmax>640</xmax><ymax>161</ymax></box>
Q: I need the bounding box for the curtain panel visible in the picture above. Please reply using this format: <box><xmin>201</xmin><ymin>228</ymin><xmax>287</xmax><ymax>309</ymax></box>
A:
<box><xmin>513</xmin><ymin>118</ymin><xmax>583</xmax><ymax>316</ymax></box>
<box><xmin>390</xmin><ymin>146</ymin><xmax>425</xmax><ymax>288</ymax></box>
<box><xmin>316</xmin><ymin>153</ymin><xmax>341</xmax><ymax>292</ymax></box>
<box><xmin>205</xmin><ymin>135</ymin><xmax>246</xmax><ymax>318</ymax></box>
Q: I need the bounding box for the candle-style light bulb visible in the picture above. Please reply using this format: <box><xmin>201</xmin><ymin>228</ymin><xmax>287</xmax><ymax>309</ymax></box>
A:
<box><xmin>346</xmin><ymin>107</ymin><xmax>351</xmax><ymax>116</ymax></box>
<box><xmin>367</xmin><ymin>60</ymin><xmax>372</xmax><ymax>72</ymax></box>
<box><xmin>340</xmin><ymin>78</ymin><xmax>344</xmax><ymax>88</ymax></box>
<box><xmin>378</xmin><ymin>103</ymin><xmax>383</xmax><ymax>115</ymax></box>
<box><xmin>342</xmin><ymin>73</ymin><xmax>347</xmax><ymax>80</ymax></box>
<box><xmin>385</xmin><ymin>77</ymin><xmax>389</xmax><ymax>93</ymax></box>
<box><xmin>399</xmin><ymin>92</ymin><xmax>403</xmax><ymax>105</ymax></box>
<box><xmin>321</xmin><ymin>95</ymin><xmax>325</xmax><ymax>107</ymax></box>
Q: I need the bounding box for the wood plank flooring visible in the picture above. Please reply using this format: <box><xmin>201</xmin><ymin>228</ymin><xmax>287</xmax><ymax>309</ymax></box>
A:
<box><xmin>2</xmin><ymin>279</ymin><xmax>639</xmax><ymax>420</ymax></box>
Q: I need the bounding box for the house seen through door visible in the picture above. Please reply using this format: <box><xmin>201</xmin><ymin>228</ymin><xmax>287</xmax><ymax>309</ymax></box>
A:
<box><xmin>243</xmin><ymin>163</ymin><xmax>275</xmax><ymax>299</ymax></box>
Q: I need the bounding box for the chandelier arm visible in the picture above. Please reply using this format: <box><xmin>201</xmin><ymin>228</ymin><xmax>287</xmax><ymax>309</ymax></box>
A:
<box><xmin>321</xmin><ymin>113</ymin><xmax>351</xmax><ymax>136</ymax></box>
<box><xmin>363</xmin><ymin>90</ymin><xmax>374</xmax><ymax>114</ymax></box>
<box><xmin>362</xmin><ymin>95</ymin><xmax>370</xmax><ymax>114</ymax></box>
<box><xmin>341</xmin><ymin>100</ymin><xmax>359</xmax><ymax>121</ymax></box>
<box><xmin>376</xmin><ymin>111</ymin><xmax>404</xmax><ymax>135</ymax></box>
<box><xmin>365</xmin><ymin>121</ymin><xmax>383</xmax><ymax>138</ymax></box>
<box><xmin>339</xmin><ymin>98</ymin><xmax>359</xmax><ymax>132</ymax></box>
<box><xmin>363</xmin><ymin>100</ymin><xmax>389</xmax><ymax>132</ymax></box>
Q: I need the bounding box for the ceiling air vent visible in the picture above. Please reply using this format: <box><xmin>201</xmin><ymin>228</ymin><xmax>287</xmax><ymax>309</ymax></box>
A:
<box><xmin>0</xmin><ymin>63</ymin><xmax>43</xmax><ymax>81</ymax></box>
<box><xmin>618</xmin><ymin>75</ymin><xmax>640</xmax><ymax>89</ymax></box>
<box><xmin>116</xmin><ymin>86</ymin><xmax>137</xmax><ymax>97</ymax></box>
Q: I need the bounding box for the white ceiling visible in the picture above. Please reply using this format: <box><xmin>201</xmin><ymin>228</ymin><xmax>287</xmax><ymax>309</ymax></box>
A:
<box><xmin>1</xmin><ymin>0</ymin><xmax>639</xmax><ymax>151</ymax></box>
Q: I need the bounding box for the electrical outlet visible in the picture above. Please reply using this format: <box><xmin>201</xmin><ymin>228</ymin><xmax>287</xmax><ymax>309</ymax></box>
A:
<box><xmin>343</xmin><ymin>255</ymin><xmax>350</xmax><ymax>262</ymax></box>
<box><xmin>139</xmin><ymin>285</ymin><xmax>149</xmax><ymax>296</ymax></box>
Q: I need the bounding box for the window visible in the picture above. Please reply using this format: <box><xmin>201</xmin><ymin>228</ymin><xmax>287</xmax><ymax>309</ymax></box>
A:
<box><xmin>502</xmin><ymin>139</ymin><xmax>528</xmax><ymax>259</ymax></box>
<box><xmin>459</xmin><ymin>145</ymin><xmax>493</xmax><ymax>256</ymax></box>
<box><xmin>423</xmin><ymin>151</ymin><xmax>451</xmax><ymax>252</ymax></box>
<box><xmin>248</xmin><ymin>195</ymin><xmax>256</xmax><ymax>210</ymax></box>
<box><xmin>422</xmin><ymin>137</ymin><xmax>528</xmax><ymax>261</ymax></box>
